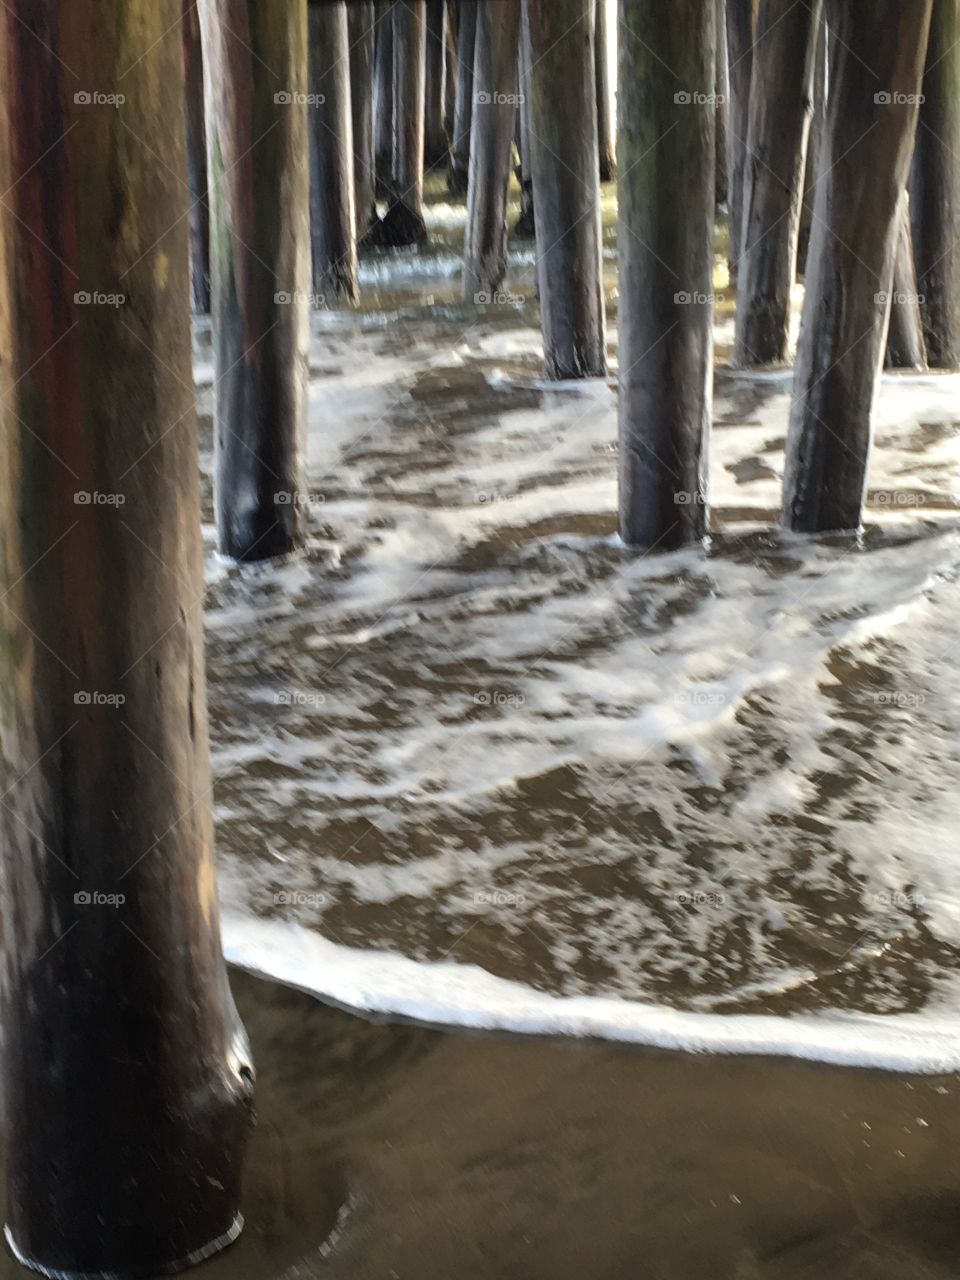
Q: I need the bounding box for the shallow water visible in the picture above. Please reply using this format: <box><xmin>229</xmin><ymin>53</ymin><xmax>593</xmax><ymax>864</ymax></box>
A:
<box><xmin>200</xmin><ymin>190</ymin><xmax>960</xmax><ymax>1069</ymax></box>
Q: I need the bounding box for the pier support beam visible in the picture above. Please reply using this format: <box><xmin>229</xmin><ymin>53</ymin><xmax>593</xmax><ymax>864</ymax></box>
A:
<box><xmin>595</xmin><ymin>0</ymin><xmax>616</xmax><ymax>182</ymax></box>
<box><xmin>782</xmin><ymin>0</ymin><xmax>934</xmax><ymax>533</ymax></box>
<box><xmin>733</xmin><ymin>0</ymin><xmax>822</xmax><ymax>367</ymax></box>
<box><xmin>425</xmin><ymin>0</ymin><xmax>449</xmax><ymax>168</ymax></box>
<box><xmin>201</xmin><ymin>0</ymin><xmax>310</xmax><ymax>560</ymax></box>
<box><xmin>380</xmin><ymin>0</ymin><xmax>429</xmax><ymax>244</ymax></box>
<box><xmin>886</xmin><ymin>195</ymin><xmax>927</xmax><ymax>371</ymax></box>
<box><xmin>910</xmin><ymin>0</ymin><xmax>960</xmax><ymax>369</ymax></box>
<box><xmin>463</xmin><ymin>0</ymin><xmax>521</xmax><ymax>300</ymax></box>
<box><xmin>617</xmin><ymin>0</ymin><xmax>715</xmax><ymax>547</ymax></box>
<box><xmin>449</xmin><ymin>0</ymin><xmax>477</xmax><ymax>193</ymax></box>
<box><xmin>308</xmin><ymin>0</ymin><xmax>359</xmax><ymax>303</ymax></box>
<box><xmin>184</xmin><ymin>0</ymin><xmax>211</xmax><ymax>313</ymax></box>
<box><xmin>374</xmin><ymin>1</ymin><xmax>395</xmax><ymax>199</ymax></box>
<box><xmin>524</xmin><ymin>0</ymin><xmax>607</xmax><ymax>379</ymax></box>
<box><xmin>0</xmin><ymin>2</ymin><xmax>254</xmax><ymax>1273</ymax></box>
<box><xmin>724</xmin><ymin>0</ymin><xmax>756</xmax><ymax>282</ymax></box>
<box><xmin>349</xmin><ymin>0</ymin><xmax>379</xmax><ymax>240</ymax></box>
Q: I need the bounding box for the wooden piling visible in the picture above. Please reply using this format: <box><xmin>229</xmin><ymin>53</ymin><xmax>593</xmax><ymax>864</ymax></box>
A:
<box><xmin>524</xmin><ymin>0</ymin><xmax>607</xmax><ymax>380</ymax></box>
<box><xmin>349</xmin><ymin>0</ymin><xmax>380</xmax><ymax>239</ymax></box>
<box><xmin>380</xmin><ymin>0</ymin><xmax>429</xmax><ymax>245</ymax></box>
<box><xmin>448</xmin><ymin>0</ymin><xmax>477</xmax><ymax>194</ymax></box>
<box><xmin>617</xmin><ymin>0</ymin><xmax>716</xmax><ymax>547</ymax></box>
<box><xmin>886</xmin><ymin>195</ymin><xmax>928</xmax><ymax>371</ymax></box>
<box><xmin>595</xmin><ymin>0</ymin><xmax>616</xmax><ymax>182</ymax></box>
<box><xmin>0</xmin><ymin>2</ymin><xmax>254</xmax><ymax>1272</ymax></box>
<box><xmin>724</xmin><ymin>0</ymin><xmax>756</xmax><ymax>281</ymax></box>
<box><xmin>425</xmin><ymin>0</ymin><xmax>449</xmax><ymax>167</ymax></box>
<box><xmin>308</xmin><ymin>0</ymin><xmax>359</xmax><ymax>303</ymax></box>
<box><xmin>782</xmin><ymin>0</ymin><xmax>935</xmax><ymax>533</ymax></box>
<box><xmin>463</xmin><ymin>0</ymin><xmax>521</xmax><ymax>301</ymax></box>
<box><xmin>184</xmin><ymin>0</ymin><xmax>211</xmax><ymax>314</ymax></box>
<box><xmin>374</xmin><ymin>1</ymin><xmax>395</xmax><ymax>199</ymax></box>
<box><xmin>514</xmin><ymin>21</ymin><xmax>536</xmax><ymax>238</ymax></box>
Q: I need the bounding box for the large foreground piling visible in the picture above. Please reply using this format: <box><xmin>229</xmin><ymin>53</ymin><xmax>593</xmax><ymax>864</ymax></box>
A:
<box><xmin>463</xmin><ymin>0</ymin><xmax>521</xmax><ymax>300</ymax></box>
<box><xmin>733</xmin><ymin>0</ymin><xmax>822</xmax><ymax>366</ymax></box>
<box><xmin>782</xmin><ymin>0</ymin><xmax>934</xmax><ymax>533</ymax></box>
<box><xmin>449</xmin><ymin>0</ymin><xmax>477</xmax><ymax>193</ymax></box>
<box><xmin>618</xmin><ymin>0</ymin><xmax>716</xmax><ymax>548</ymax></box>
<box><xmin>381</xmin><ymin>0</ymin><xmax>429</xmax><ymax>244</ymax></box>
<box><xmin>349</xmin><ymin>0</ymin><xmax>379</xmax><ymax>239</ymax></box>
<box><xmin>0</xmin><ymin>2</ymin><xmax>254</xmax><ymax>1273</ymax></box>
<box><xmin>201</xmin><ymin>0</ymin><xmax>309</xmax><ymax>561</ymax></box>
<box><xmin>524</xmin><ymin>0</ymin><xmax>607</xmax><ymax>379</ymax></box>
<box><xmin>184</xmin><ymin>0</ymin><xmax>211</xmax><ymax>313</ymax></box>
<box><xmin>308</xmin><ymin>0</ymin><xmax>359</xmax><ymax>303</ymax></box>
<box><xmin>910</xmin><ymin>0</ymin><xmax>960</xmax><ymax>368</ymax></box>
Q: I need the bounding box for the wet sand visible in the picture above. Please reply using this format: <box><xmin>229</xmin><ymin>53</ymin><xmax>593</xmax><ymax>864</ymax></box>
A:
<box><xmin>5</xmin><ymin>970</ymin><xmax>954</xmax><ymax>1279</ymax></box>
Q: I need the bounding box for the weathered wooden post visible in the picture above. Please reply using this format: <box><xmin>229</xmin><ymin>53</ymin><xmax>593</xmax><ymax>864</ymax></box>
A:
<box><xmin>886</xmin><ymin>195</ymin><xmax>928</xmax><ymax>370</ymax></box>
<box><xmin>595</xmin><ymin>0</ymin><xmax>616</xmax><ymax>182</ymax></box>
<box><xmin>201</xmin><ymin>0</ymin><xmax>310</xmax><ymax>561</ymax></box>
<box><xmin>349</xmin><ymin>0</ymin><xmax>380</xmax><ymax>239</ymax></box>
<box><xmin>381</xmin><ymin>0</ymin><xmax>429</xmax><ymax>244</ymax></box>
<box><xmin>796</xmin><ymin>11</ymin><xmax>826</xmax><ymax>276</ymax></box>
<box><xmin>463</xmin><ymin>0</ymin><xmax>521</xmax><ymax>300</ymax></box>
<box><xmin>910</xmin><ymin>0</ymin><xmax>960</xmax><ymax>368</ymax></box>
<box><xmin>374</xmin><ymin>1</ymin><xmax>395</xmax><ymax>198</ymax></box>
<box><xmin>714</xmin><ymin>0</ymin><xmax>728</xmax><ymax>206</ymax></box>
<box><xmin>444</xmin><ymin>0</ymin><xmax>458</xmax><ymax>141</ymax></box>
<box><xmin>724</xmin><ymin>0</ymin><xmax>756</xmax><ymax>281</ymax></box>
<box><xmin>782</xmin><ymin>0</ymin><xmax>935</xmax><ymax>533</ymax></box>
<box><xmin>524</xmin><ymin>0</ymin><xmax>607</xmax><ymax>379</ymax></box>
<box><xmin>184</xmin><ymin>0</ymin><xmax>211</xmax><ymax>313</ymax></box>
<box><xmin>515</xmin><ymin>23</ymin><xmax>536</xmax><ymax>238</ymax></box>
<box><xmin>425</xmin><ymin>0</ymin><xmax>449</xmax><ymax>167</ymax></box>
<box><xmin>448</xmin><ymin>0</ymin><xmax>477</xmax><ymax>193</ymax></box>
<box><xmin>733</xmin><ymin>0</ymin><xmax>822</xmax><ymax>367</ymax></box>
<box><xmin>308</xmin><ymin>0</ymin><xmax>359</xmax><ymax>303</ymax></box>
<box><xmin>618</xmin><ymin>0</ymin><xmax>715</xmax><ymax>547</ymax></box>
<box><xmin>0</xmin><ymin>2</ymin><xmax>254</xmax><ymax>1273</ymax></box>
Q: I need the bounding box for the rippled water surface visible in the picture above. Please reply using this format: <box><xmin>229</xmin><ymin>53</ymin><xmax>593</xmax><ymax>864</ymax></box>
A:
<box><xmin>198</xmin><ymin>190</ymin><xmax>960</xmax><ymax>1044</ymax></box>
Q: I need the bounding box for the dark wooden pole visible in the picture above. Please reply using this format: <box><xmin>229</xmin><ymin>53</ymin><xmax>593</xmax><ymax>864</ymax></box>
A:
<box><xmin>733</xmin><ymin>0</ymin><xmax>822</xmax><ymax>367</ymax></box>
<box><xmin>886</xmin><ymin>194</ymin><xmax>928</xmax><ymax>370</ymax></box>
<box><xmin>425</xmin><ymin>0</ymin><xmax>449</xmax><ymax>167</ymax></box>
<box><xmin>448</xmin><ymin>0</ymin><xmax>477</xmax><ymax>193</ymax></box>
<box><xmin>349</xmin><ymin>0</ymin><xmax>380</xmax><ymax>239</ymax></box>
<box><xmin>0</xmin><ymin>2</ymin><xmax>254</xmax><ymax>1273</ymax></box>
<box><xmin>715</xmin><ymin>0</ymin><xmax>729</xmax><ymax>206</ymax></box>
<box><xmin>444</xmin><ymin>0</ymin><xmax>458</xmax><ymax>141</ymax></box>
<box><xmin>595</xmin><ymin>0</ymin><xmax>616</xmax><ymax>182</ymax></box>
<box><xmin>374</xmin><ymin>1</ymin><xmax>395</xmax><ymax>198</ymax></box>
<box><xmin>184</xmin><ymin>0</ymin><xmax>211</xmax><ymax>314</ymax></box>
<box><xmin>910</xmin><ymin>0</ymin><xmax>960</xmax><ymax>368</ymax></box>
<box><xmin>782</xmin><ymin>0</ymin><xmax>934</xmax><ymax>533</ymax></box>
<box><xmin>724</xmin><ymin>0</ymin><xmax>756</xmax><ymax>281</ymax></box>
<box><xmin>463</xmin><ymin>0</ymin><xmax>521</xmax><ymax>300</ymax></box>
<box><xmin>381</xmin><ymin>0</ymin><xmax>429</xmax><ymax>244</ymax></box>
<box><xmin>308</xmin><ymin>0</ymin><xmax>359</xmax><ymax>303</ymax></box>
<box><xmin>514</xmin><ymin>21</ymin><xmax>536</xmax><ymax>237</ymax></box>
<box><xmin>617</xmin><ymin>0</ymin><xmax>715</xmax><ymax>547</ymax></box>
<box><xmin>796</xmin><ymin>10</ymin><xmax>826</xmax><ymax>277</ymax></box>
<box><xmin>201</xmin><ymin>0</ymin><xmax>309</xmax><ymax>561</ymax></box>
<box><xmin>524</xmin><ymin>0</ymin><xmax>607</xmax><ymax>379</ymax></box>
